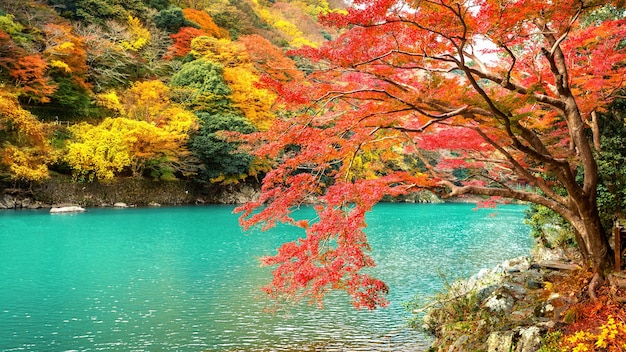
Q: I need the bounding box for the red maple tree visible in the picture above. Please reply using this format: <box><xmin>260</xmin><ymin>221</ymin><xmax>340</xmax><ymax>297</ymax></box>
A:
<box><xmin>237</xmin><ymin>0</ymin><xmax>626</xmax><ymax>308</ymax></box>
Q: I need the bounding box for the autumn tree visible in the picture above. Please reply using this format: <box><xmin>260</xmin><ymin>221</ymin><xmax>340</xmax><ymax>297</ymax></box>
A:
<box><xmin>0</xmin><ymin>90</ymin><xmax>55</xmax><ymax>183</ymax></box>
<box><xmin>9</xmin><ymin>54</ymin><xmax>57</xmax><ymax>103</ymax></box>
<box><xmin>165</xmin><ymin>26</ymin><xmax>204</xmax><ymax>59</ymax></box>
<box><xmin>76</xmin><ymin>23</ymin><xmax>136</xmax><ymax>92</ymax></box>
<box><xmin>182</xmin><ymin>8</ymin><xmax>224</xmax><ymax>38</ymax></box>
<box><xmin>64</xmin><ymin>117</ymin><xmax>194</xmax><ymax>181</ymax></box>
<box><xmin>40</xmin><ymin>22</ymin><xmax>94</xmax><ymax>114</ymax></box>
<box><xmin>239</xmin><ymin>34</ymin><xmax>303</xmax><ymax>84</ymax></box>
<box><xmin>236</xmin><ymin>1</ymin><xmax>626</xmax><ymax>308</ymax></box>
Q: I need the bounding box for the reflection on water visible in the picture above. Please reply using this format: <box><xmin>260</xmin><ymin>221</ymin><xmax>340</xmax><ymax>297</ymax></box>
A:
<box><xmin>0</xmin><ymin>204</ymin><xmax>531</xmax><ymax>351</ymax></box>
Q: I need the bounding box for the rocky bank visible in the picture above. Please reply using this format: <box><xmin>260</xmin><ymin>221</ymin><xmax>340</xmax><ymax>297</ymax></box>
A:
<box><xmin>1</xmin><ymin>177</ymin><xmax>447</xmax><ymax>210</ymax></box>
<box><xmin>0</xmin><ymin>176</ymin><xmax>262</xmax><ymax>209</ymax></box>
<box><xmin>422</xmin><ymin>245</ymin><xmax>584</xmax><ymax>352</ymax></box>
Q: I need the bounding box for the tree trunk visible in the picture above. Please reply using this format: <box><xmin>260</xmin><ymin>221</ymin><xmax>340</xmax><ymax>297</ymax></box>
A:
<box><xmin>579</xmin><ymin>212</ymin><xmax>613</xmax><ymax>273</ymax></box>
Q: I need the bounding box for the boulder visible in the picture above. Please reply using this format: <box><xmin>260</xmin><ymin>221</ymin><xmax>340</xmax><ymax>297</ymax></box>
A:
<box><xmin>0</xmin><ymin>194</ymin><xmax>17</xmax><ymax>209</ymax></box>
<box><xmin>113</xmin><ymin>202</ymin><xmax>128</xmax><ymax>208</ymax></box>
<box><xmin>447</xmin><ymin>335</ymin><xmax>470</xmax><ymax>352</ymax></box>
<box><xmin>484</xmin><ymin>288</ymin><xmax>515</xmax><ymax>313</ymax></box>
<box><xmin>487</xmin><ymin>331</ymin><xmax>514</xmax><ymax>352</ymax></box>
<box><xmin>50</xmin><ymin>206</ymin><xmax>86</xmax><ymax>213</ymax></box>
<box><xmin>515</xmin><ymin>326</ymin><xmax>542</xmax><ymax>352</ymax></box>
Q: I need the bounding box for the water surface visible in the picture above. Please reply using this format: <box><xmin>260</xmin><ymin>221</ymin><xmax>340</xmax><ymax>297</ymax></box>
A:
<box><xmin>0</xmin><ymin>203</ymin><xmax>532</xmax><ymax>351</ymax></box>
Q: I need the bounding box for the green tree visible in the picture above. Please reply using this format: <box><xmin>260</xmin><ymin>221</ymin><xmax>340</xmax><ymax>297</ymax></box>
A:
<box><xmin>189</xmin><ymin>111</ymin><xmax>255</xmax><ymax>184</ymax></box>
<box><xmin>153</xmin><ymin>7</ymin><xmax>195</xmax><ymax>33</ymax></box>
<box><xmin>170</xmin><ymin>58</ymin><xmax>232</xmax><ymax>113</ymax></box>
<box><xmin>47</xmin><ymin>0</ymin><xmax>149</xmax><ymax>24</ymax></box>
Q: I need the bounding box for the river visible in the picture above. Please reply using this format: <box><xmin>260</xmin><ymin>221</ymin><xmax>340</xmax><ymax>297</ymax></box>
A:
<box><xmin>0</xmin><ymin>203</ymin><xmax>532</xmax><ymax>351</ymax></box>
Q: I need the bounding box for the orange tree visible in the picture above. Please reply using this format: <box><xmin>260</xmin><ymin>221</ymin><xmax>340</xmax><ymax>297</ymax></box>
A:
<box><xmin>236</xmin><ymin>0</ymin><xmax>626</xmax><ymax>309</ymax></box>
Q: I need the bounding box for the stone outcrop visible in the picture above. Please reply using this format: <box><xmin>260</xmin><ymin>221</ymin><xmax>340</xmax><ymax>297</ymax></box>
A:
<box><xmin>49</xmin><ymin>205</ymin><xmax>86</xmax><ymax>213</ymax></box>
<box><xmin>0</xmin><ymin>193</ymin><xmax>47</xmax><ymax>209</ymax></box>
<box><xmin>423</xmin><ymin>253</ymin><xmax>579</xmax><ymax>352</ymax></box>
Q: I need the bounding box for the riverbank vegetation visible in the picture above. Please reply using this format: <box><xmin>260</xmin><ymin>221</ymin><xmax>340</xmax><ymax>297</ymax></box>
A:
<box><xmin>2</xmin><ymin>0</ymin><xmax>626</xmax><ymax>350</ymax></box>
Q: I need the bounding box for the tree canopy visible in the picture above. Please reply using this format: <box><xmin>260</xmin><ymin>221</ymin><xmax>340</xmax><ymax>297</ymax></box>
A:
<box><xmin>236</xmin><ymin>0</ymin><xmax>626</xmax><ymax>308</ymax></box>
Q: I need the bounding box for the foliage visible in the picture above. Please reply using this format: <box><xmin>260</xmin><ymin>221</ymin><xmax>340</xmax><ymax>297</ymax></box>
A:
<box><xmin>0</xmin><ymin>0</ymin><xmax>350</xmax><ymax>188</ymax></box>
<box><xmin>0</xmin><ymin>90</ymin><xmax>55</xmax><ymax>182</ymax></box>
<box><xmin>9</xmin><ymin>54</ymin><xmax>57</xmax><ymax>103</ymax></box>
<box><xmin>153</xmin><ymin>7</ymin><xmax>193</xmax><ymax>33</ymax></box>
<box><xmin>538</xmin><ymin>331</ymin><xmax>564</xmax><ymax>352</ymax></box>
<box><xmin>239</xmin><ymin>34</ymin><xmax>303</xmax><ymax>83</ymax></box>
<box><xmin>235</xmin><ymin>1</ymin><xmax>626</xmax><ymax>308</ymax></box>
<box><xmin>64</xmin><ymin>117</ymin><xmax>192</xmax><ymax>181</ymax></box>
<box><xmin>189</xmin><ymin>111</ymin><xmax>256</xmax><ymax>184</ymax></box>
<box><xmin>223</xmin><ymin>66</ymin><xmax>277</xmax><ymax>130</ymax></box>
<box><xmin>595</xmin><ymin>101</ymin><xmax>626</xmax><ymax>230</ymax></box>
<box><xmin>120</xmin><ymin>79</ymin><xmax>198</xmax><ymax>135</ymax></box>
<box><xmin>47</xmin><ymin>0</ymin><xmax>150</xmax><ymax>24</ymax></box>
<box><xmin>562</xmin><ymin>315</ymin><xmax>626</xmax><ymax>351</ymax></box>
<box><xmin>525</xmin><ymin>203</ymin><xmax>576</xmax><ymax>250</ymax></box>
<box><xmin>166</xmin><ymin>26</ymin><xmax>204</xmax><ymax>59</ymax></box>
<box><xmin>120</xmin><ymin>15</ymin><xmax>151</xmax><ymax>52</ymax></box>
<box><xmin>75</xmin><ymin>23</ymin><xmax>136</xmax><ymax>92</ymax></box>
<box><xmin>189</xmin><ymin>36</ymin><xmax>248</xmax><ymax>67</ymax></box>
<box><xmin>182</xmin><ymin>8</ymin><xmax>223</xmax><ymax>38</ymax></box>
<box><xmin>170</xmin><ymin>58</ymin><xmax>232</xmax><ymax>112</ymax></box>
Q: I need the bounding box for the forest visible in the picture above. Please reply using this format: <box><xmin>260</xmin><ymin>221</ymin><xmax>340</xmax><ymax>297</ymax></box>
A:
<box><xmin>3</xmin><ymin>0</ymin><xmax>626</xmax><ymax>350</ymax></box>
<box><xmin>0</xmin><ymin>0</ymin><xmax>343</xmax><ymax>185</ymax></box>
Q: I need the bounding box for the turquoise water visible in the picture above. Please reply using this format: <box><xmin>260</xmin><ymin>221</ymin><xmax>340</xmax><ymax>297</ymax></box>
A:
<box><xmin>0</xmin><ymin>203</ymin><xmax>532</xmax><ymax>351</ymax></box>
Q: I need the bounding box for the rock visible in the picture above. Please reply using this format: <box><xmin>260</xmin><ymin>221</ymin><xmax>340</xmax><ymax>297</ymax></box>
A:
<box><xmin>484</xmin><ymin>288</ymin><xmax>515</xmax><ymax>313</ymax></box>
<box><xmin>1</xmin><ymin>194</ymin><xmax>17</xmax><ymax>209</ymax></box>
<box><xmin>533</xmin><ymin>246</ymin><xmax>571</xmax><ymax>262</ymax></box>
<box><xmin>502</xmin><ymin>257</ymin><xmax>531</xmax><ymax>273</ymax></box>
<box><xmin>20</xmin><ymin>198</ymin><xmax>31</xmax><ymax>208</ymax></box>
<box><xmin>50</xmin><ymin>206</ymin><xmax>86</xmax><ymax>213</ymax></box>
<box><xmin>113</xmin><ymin>202</ymin><xmax>128</xmax><ymax>208</ymax></box>
<box><xmin>487</xmin><ymin>331</ymin><xmax>514</xmax><ymax>352</ymax></box>
<box><xmin>515</xmin><ymin>326</ymin><xmax>542</xmax><ymax>352</ymax></box>
<box><xmin>148</xmin><ymin>202</ymin><xmax>161</xmax><ymax>207</ymax></box>
<box><xmin>526</xmin><ymin>279</ymin><xmax>544</xmax><ymax>289</ymax></box>
<box><xmin>477</xmin><ymin>285</ymin><xmax>498</xmax><ymax>302</ymax></box>
<box><xmin>28</xmin><ymin>201</ymin><xmax>45</xmax><ymax>209</ymax></box>
<box><xmin>533</xmin><ymin>260</ymin><xmax>580</xmax><ymax>271</ymax></box>
<box><xmin>447</xmin><ymin>335</ymin><xmax>470</xmax><ymax>352</ymax></box>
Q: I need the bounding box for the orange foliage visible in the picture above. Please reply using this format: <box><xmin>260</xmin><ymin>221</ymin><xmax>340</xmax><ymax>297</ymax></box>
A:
<box><xmin>43</xmin><ymin>23</ymin><xmax>90</xmax><ymax>90</ymax></box>
<box><xmin>0</xmin><ymin>30</ymin><xmax>22</xmax><ymax>71</ymax></box>
<box><xmin>9</xmin><ymin>54</ymin><xmax>57</xmax><ymax>103</ymax></box>
<box><xmin>0</xmin><ymin>90</ymin><xmax>55</xmax><ymax>182</ymax></box>
<box><xmin>235</xmin><ymin>0</ymin><xmax>626</xmax><ymax>309</ymax></box>
<box><xmin>182</xmin><ymin>9</ymin><xmax>223</xmax><ymax>38</ymax></box>
<box><xmin>239</xmin><ymin>34</ymin><xmax>303</xmax><ymax>83</ymax></box>
<box><xmin>165</xmin><ymin>27</ymin><xmax>204</xmax><ymax>59</ymax></box>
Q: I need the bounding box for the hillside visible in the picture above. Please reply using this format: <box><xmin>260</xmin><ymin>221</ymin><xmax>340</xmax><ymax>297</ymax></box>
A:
<box><xmin>0</xmin><ymin>0</ymin><xmax>344</xmax><ymax>190</ymax></box>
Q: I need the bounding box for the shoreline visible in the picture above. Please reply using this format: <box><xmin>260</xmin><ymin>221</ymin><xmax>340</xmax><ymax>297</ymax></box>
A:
<box><xmin>422</xmin><ymin>245</ymin><xmax>583</xmax><ymax>352</ymax></box>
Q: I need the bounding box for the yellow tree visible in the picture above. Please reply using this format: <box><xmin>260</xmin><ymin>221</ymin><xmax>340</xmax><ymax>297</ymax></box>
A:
<box><xmin>64</xmin><ymin>117</ymin><xmax>191</xmax><ymax>181</ymax></box>
<box><xmin>223</xmin><ymin>66</ymin><xmax>276</xmax><ymax>131</ymax></box>
<box><xmin>120</xmin><ymin>80</ymin><xmax>198</xmax><ymax>133</ymax></box>
<box><xmin>0</xmin><ymin>90</ymin><xmax>55</xmax><ymax>182</ymax></box>
<box><xmin>189</xmin><ymin>36</ymin><xmax>248</xmax><ymax>67</ymax></box>
<box><xmin>120</xmin><ymin>15</ymin><xmax>151</xmax><ymax>52</ymax></box>
<box><xmin>189</xmin><ymin>37</ymin><xmax>277</xmax><ymax>130</ymax></box>
<box><xmin>65</xmin><ymin>81</ymin><xmax>198</xmax><ymax>181</ymax></box>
